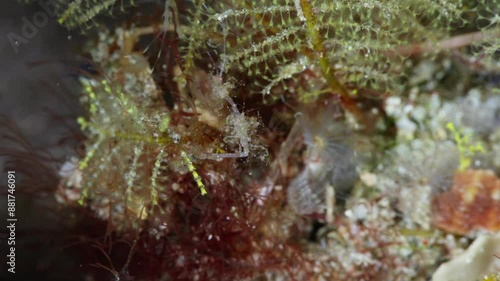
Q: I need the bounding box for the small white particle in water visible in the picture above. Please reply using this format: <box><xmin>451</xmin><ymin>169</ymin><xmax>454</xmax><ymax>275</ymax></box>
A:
<box><xmin>360</xmin><ymin>172</ymin><xmax>377</xmax><ymax>187</ymax></box>
<box><xmin>492</xmin><ymin>189</ymin><xmax>500</xmax><ymax>201</ymax></box>
<box><xmin>176</xmin><ymin>255</ymin><xmax>185</xmax><ymax>267</ymax></box>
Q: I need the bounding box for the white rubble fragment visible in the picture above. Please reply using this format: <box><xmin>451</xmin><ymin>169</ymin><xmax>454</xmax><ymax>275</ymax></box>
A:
<box><xmin>431</xmin><ymin>233</ymin><xmax>500</xmax><ymax>281</ymax></box>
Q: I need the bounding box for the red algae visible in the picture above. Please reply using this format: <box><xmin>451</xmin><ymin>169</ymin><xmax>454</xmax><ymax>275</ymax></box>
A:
<box><xmin>432</xmin><ymin>169</ymin><xmax>500</xmax><ymax>235</ymax></box>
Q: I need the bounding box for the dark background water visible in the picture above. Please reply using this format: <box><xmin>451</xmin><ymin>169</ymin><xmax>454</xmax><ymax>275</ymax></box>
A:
<box><xmin>0</xmin><ymin>1</ymin><xmax>84</xmax><ymax>280</ymax></box>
